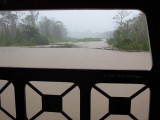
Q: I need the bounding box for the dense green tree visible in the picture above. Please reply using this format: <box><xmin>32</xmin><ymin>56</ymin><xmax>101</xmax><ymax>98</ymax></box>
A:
<box><xmin>0</xmin><ymin>11</ymin><xmax>67</xmax><ymax>46</ymax></box>
<box><xmin>108</xmin><ymin>11</ymin><xmax>149</xmax><ymax>51</ymax></box>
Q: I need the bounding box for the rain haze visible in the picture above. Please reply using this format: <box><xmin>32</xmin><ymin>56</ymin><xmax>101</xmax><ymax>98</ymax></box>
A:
<box><xmin>38</xmin><ymin>10</ymin><xmax>141</xmax><ymax>38</ymax></box>
<box><xmin>0</xmin><ymin>9</ymin><xmax>151</xmax><ymax>70</ymax></box>
<box><xmin>0</xmin><ymin>9</ymin><xmax>151</xmax><ymax>120</ymax></box>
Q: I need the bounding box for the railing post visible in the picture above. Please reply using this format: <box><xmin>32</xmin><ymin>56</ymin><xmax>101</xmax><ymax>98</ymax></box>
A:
<box><xmin>80</xmin><ymin>85</ymin><xmax>91</xmax><ymax>120</ymax></box>
<box><xmin>14</xmin><ymin>81</ymin><xmax>27</xmax><ymax>120</ymax></box>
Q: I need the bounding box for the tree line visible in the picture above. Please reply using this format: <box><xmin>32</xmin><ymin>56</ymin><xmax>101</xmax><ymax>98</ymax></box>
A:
<box><xmin>108</xmin><ymin>11</ymin><xmax>150</xmax><ymax>51</ymax></box>
<box><xmin>0</xmin><ymin>11</ymin><xmax>67</xmax><ymax>46</ymax></box>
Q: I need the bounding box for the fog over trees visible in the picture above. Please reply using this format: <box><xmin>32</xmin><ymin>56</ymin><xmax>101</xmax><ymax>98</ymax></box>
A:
<box><xmin>38</xmin><ymin>16</ymin><xmax>67</xmax><ymax>42</ymax></box>
<box><xmin>0</xmin><ymin>10</ymin><xmax>149</xmax><ymax>51</ymax></box>
<box><xmin>0</xmin><ymin>11</ymin><xmax>67</xmax><ymax>46</ymax></box>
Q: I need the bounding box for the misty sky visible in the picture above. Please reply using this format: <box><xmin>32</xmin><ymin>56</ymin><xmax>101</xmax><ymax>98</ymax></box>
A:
<box><xmin>38</xmin><ymin>10</ymin><xmax>141</xmax><ymax>33</ymax></box>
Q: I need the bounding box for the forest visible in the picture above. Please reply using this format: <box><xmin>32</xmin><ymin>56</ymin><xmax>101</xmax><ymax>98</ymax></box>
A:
<box><xmin>108</xmin><ymin>11</ymin><xmax>150</xmax><ymax>51</ymax></box>
<box><xmin>0</xmin><ymin>10</ymin><xmax>150</xmax><ymax>51</ymax></box>
<box><xmin>0</xmin><ymin>11</ymin><xmax>67</xmax><ymax>46</ymax></box>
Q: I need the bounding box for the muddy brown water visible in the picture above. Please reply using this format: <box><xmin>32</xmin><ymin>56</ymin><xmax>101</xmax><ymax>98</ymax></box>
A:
<box><xmin>0</xmin><ymin>47</ymin><xmax>152</xmax><ymax>70</ymax></box>
<box><xmin>0</xmin><ymin>46</ymin><xmax>151</xmax><ymax>120</ymax></box>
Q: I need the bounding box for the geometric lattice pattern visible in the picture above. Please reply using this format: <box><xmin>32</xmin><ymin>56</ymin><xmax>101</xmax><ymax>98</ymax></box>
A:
<box><xmin>91</xmin><ymin>83</ymin><xmax>150</xmax><ymax>120</ymax></box>
<box><xmin>26</xmin><ymin>81</ymin><xmax>80</xmax><ymax>120</ymax></box>
<box><xmin>0</xmin><ymin>80</ymin><xmax>151</xmax><ymax>120</ymax></box>
<box><xmin>0</xmin><ymin>79</ymin><xmax>16</xmax><ymax>120</ymax></box>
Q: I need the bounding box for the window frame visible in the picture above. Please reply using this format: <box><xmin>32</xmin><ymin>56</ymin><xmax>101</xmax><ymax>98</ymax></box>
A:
<box><xmin>0</xmin><ymin>0</ymin><xmax>159</xmax><ymax>120</ymax></box>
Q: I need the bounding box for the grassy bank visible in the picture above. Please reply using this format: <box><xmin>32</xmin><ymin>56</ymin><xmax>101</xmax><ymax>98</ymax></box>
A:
<box><xmin>73</xmin><ymin>38</ymin><xmax>102</xmax><ymax>42</ymax></box>
<box><xmin>50</xmin><ymin>38</ymin><xmax>102</xmax><ymax>43</ymax></box>
<box><xmin>50</xmin><ymin>43</ymin><xmax>78</xmax><ymax>48</ymax></box>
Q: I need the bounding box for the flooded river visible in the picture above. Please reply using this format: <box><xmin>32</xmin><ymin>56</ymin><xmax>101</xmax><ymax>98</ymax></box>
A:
<box><xmin>0</xmin><ymin>46</ymin><xmax>152</xmax><ymax>70</ymax></box>
<box><xmin>0</xmin><ymin>42</ymin><xmax>152</xmax><ymax>120</ymax></box>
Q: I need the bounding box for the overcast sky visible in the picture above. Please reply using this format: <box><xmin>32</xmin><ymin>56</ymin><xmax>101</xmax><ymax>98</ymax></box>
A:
<box><xmin>38</xmin><ymin>10</ymin><xmax>141</xmax><ymax>33</ymax></box>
